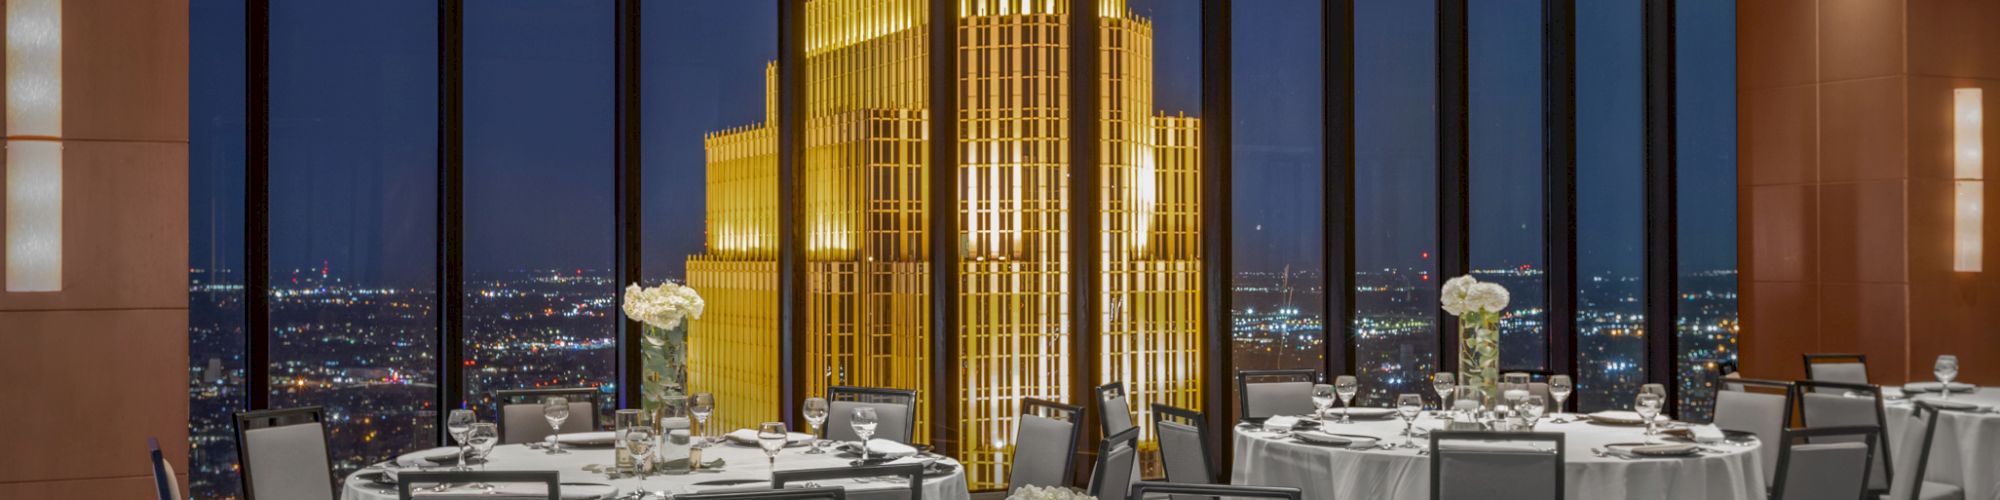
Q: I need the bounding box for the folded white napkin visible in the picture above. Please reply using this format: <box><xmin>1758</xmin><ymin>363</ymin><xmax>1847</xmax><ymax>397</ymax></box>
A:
<box><xmin>1262</xmin><ymin>415</ymin><xmax>1302</xmax><ymax>431</ymax></box>
<box><xmin>1609</xmin><ymin>443</ymin><xmax>1698</xmax><ymax>457</ymax></box>
<box><xmin>724</xmin><ymin>429</ymin><xmax>815</xmax><ymax>445</ymax></box>
<box><xmin>400</xmin><ymin>482</ymin><xmax>617</xmax><ymax>499</ymax></box>
<box><xmin>1689</xmin><ymin>424</ymin><xmax>1726</xmax><ymax>444</ymax></box>
<box><xmin>838</xmin><ymin>439</ymin><xmax>917</xmax><ymax>458</ymax></box>
<box><xmin>1292</xmin><ymin>430</ymin><xmax>1378</xmax><ymax>447</ymax></box>
<box><xmin>552</xmin><ymin>431</ymin><xmax>618</xmax><ymax>446</ymax></box>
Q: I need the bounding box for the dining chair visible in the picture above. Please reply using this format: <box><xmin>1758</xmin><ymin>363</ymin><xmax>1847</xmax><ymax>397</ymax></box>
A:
<box><xmin>1009</xmin><ymin>398</ymin><xmax>1083</xmax><ymax>493</ymax></box>
<box><xmin>494</xmin><ymin>387</ymin><xmax>602</xmax><ymax>445</ymax></box>
<box><xmin>1129</xmin><ymin>482</ymin><xmax>1304</xmax><ymax>500</ymax></box>
<box><xmin>678</xmin><ymin>486</ymin><xmax>848</xmax><ymax>500</ymax></box>
<box><xmin>1803</xmin><ymin>354</ymin><xmax>1871</xmax><ymax>391</ymax></box>
<box><xmin>233</xmin><ymin>406</ymin><xmax>337</xmax><ymax>500</ymax></box>
<box><xmin>1096</xmin><ymin>381</ymin><xmax>1135</xmax><ymax>437</ymax></box>
<box><xmin>396</xmin><ymin>470</ymin><xmax>559</xmax><ymax>500</ymax></box>
<box><xmin>1796</xmin><ymin>380</ymin><xmax>1895</xmax><ymax>496</ymax></box>
<box><xmin>1771</xmin><ymin>426</ymin><xmax>1880</xmax><ymax>500</ymax></box>
<box><xmin>1428</xmin><ymin>431</ymin><xmax>1565</xmax><ymax>500</ymax></box>
<box><xmin>826</xmin><ymin>386</ymin><xmax>920</xmax><ymax>443</ymax></box>
<box><xmin>1884</xmin><ymin>401</ymin><xmax>1970</xmax><ymax>500</ymax></box>
<box><xmin>1150</xmin><ymin>404</ymin><xmax>1215</xmax><ymax>486</ymax></box>
<box><xmin>1088</xmin><ymin>427</ymin><xmax>1142</xmax><ymax>500</ymax></box>
<box><xmin>1236</xmin><ymin>369</ymin><xmax>1318</xmax><ymax>420</ymax></box>
<box><xmin>148</xmin><ymin>437</ymin><xmax>183</xmax><ymax>500</ymax></box>
<box><xmin>774</xmin><ymin>463</ymin><xmax>926</xmax><ymax>500</ymax></box>
<box><xmin>1713</xmin><ymin>377</ymin><xmax>1797</xmax><ymax>485</ymax></box>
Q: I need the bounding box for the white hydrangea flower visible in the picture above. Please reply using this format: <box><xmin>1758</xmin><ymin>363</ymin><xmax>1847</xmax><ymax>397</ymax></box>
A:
<box><xmin>1439</xmin><ymin>275</ymin><xmax>1479</xmax><ymax>317</ymax></box>
<box><xmin>621</xmin><ymin>281</ymin><xmax>705</xmax><ymax>330</ymax></box>
<box><xmin>1468</xmin><ymin>282</ymin><xmax>1510</xmax><ymax>313</ymax></box>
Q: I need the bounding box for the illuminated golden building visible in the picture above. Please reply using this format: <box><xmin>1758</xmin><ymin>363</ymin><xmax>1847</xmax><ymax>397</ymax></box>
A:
<box><xmin>689</xmin><ymin>0</ymin><xmax>1203</xmax><ymax>488</ymax></box>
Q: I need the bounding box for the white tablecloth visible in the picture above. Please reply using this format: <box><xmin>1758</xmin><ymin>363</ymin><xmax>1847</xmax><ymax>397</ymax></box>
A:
<box><xmin>1884</xmin><ymin>387</ymin><xmax>2000</xmax><ymax>500</ymax></box>
<box><xmin>341</xmin><ymin>440</ymin><xmax>969</xmax><ymax>500</ymax></box>
<box><xmin>1231</xmin><ymin>413</ymin><xmax>1766</xmax><ymax>500</ymax></box>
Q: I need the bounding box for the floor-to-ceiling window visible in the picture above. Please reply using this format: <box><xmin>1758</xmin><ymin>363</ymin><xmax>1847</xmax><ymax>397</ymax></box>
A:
<box><xmin>1469</xmin><ymin>0</ymin><xmax>1549</xmax><ymax>373</ymax></box>
<box><xmin>1230</xmin><ymin>0</ymin><xmax>1327</xmax><ymax>417</ymax></box>
<box><xmin>641</xmin><ymin>0</ymin><xmax>781</xmax><ymax>436</ymax></box>
<box><xmin>188</xmin><ymin>0</ymin><xmax>247</xmax><ymax>496</ymax></box>
<box><xmin>266</xmin><ymin>0</ymin><xmax>441</xmax><ymax>476</ymax></box>
<box><xmin>1675</xmin><ymin>0</ymin><xmax>1739</xmax><ymax>420</ymax></box>
<box><xmin>1576</xmin><ymin>0</ymin><xmax>1647</xmax><ymax>412</ymax></box>
<box><xmin>1353</xmin><ymin>0</ymin><xmax>1440</xmax><ymax>406</ymax></box>
<box><xmin>463</xmin><ymin>0</ymin><xmax>620</xmax><ymax>420</ymax></box>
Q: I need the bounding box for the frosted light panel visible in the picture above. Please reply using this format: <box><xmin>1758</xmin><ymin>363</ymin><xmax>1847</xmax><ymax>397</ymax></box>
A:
<box><xmin>6</xmin><ymin>0</ymin><xmax>59</xmax><ymax>137</ymax></box>
<box><xmin>1956</xmin><ymin>89</ymin><xmax>1983</xmax><ymax>273</ymax></box>
<box><xmin>1959</xmin><ymin>89</ymin><xmax>1982</xmax><ymax>180</ymax></box>
<box><xmin>6</xmin><ymin>142</ymin><xmax>60</xmax><ymax>291</ymax></box>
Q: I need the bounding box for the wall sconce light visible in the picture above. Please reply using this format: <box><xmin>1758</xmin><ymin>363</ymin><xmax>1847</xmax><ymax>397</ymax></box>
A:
<box><xmin>4</xmin><ymin>0</ymin><xmax>60</xmax><ymax>292</ymax></box>
<box><xmin>1955</xmin><ymin>88</ymin><xmax>1983</xmax><ymax>273</ymax></box>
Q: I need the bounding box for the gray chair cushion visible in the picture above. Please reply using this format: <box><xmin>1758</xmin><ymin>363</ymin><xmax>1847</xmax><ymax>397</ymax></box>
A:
<box><xmin>1091</xmin><ymin>444</ymin><xmax>1138</xmax><ymax>500</ymax></box>
<box><xmin>502</xmin><ymin>402</ymin><xmax>596</xmax><ymax>445</ymax></box>
<box><xmin>1435</xmin><ymin>447</ymin><xmax>1560</xmax><ymax>500</ymax></box>
<box><xmin>1007</xmin><ymin>415</ymin><xmax>1074</xmax><ymax>492</ymax></box>
<box><xmin>243</xmin><ymin>422</ymin><xmax>334</xmax><ymax>500</ymax></box>
<box><xmin>1244</xmin><ymin>381</ymin><xmax>1315</xmax><ymax>419</ymax></box>
<box><xmin>1803</xmin><ymin>393</ymin><xmax>1889</xmax><ymax>490</ymax></box>
<box><xmin>1810</xmin><ymin>362</ymin><xmax>1870</xmax><ymax>390</ymax></box>
<box><xmin>826</xmin><ymin>400</ymin><xmax>912</xmax><ymax>443</ymax></box>
<box><xmin>1156</xmin><ymin>420</ymin><xmax>1210</xmax><ymax>485</ymax></box>
<box><xmin>1101</xmin><ymin>393</ymin><xmax>1134</xmax><ymax>436</ymax></box>
<box><xmin>1780</xmin><ymin>442</ymin><xmax>1872</xmax><ymax>500</ymax></box>
<box><xmin>1715</xmin><ymin>389</ymin><xmax>1787</xmax><ymax>484</ymax></box>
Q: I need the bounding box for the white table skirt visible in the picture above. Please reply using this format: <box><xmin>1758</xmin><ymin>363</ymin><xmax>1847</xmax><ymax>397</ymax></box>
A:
<box><xmin>1884</xmin><ymin>387</ymin><xmax>2000</xmax><ymax>500</ymax></box>
<box><xmin>1231</xmin><ymin>413</ymin><xmax>1766</xmax><ymax>500</ymax></box>
<box><xmin>341</xmin><ymin>440</ymin><xmax>969</xmax><ymax>500</ymax></box>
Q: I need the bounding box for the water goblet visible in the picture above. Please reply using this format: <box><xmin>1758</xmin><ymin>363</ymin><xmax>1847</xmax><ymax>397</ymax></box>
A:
<box><xmin>1395</xmin><ymin>394</ymin><xmax>1423</xmax><ymax>448</ymax></box>
<box><xmin>623</xmin><ymin>425</ymin><xmax>658</xmax><ymax>496</ymax></box>
<box><xmin>1432</xmin><ymin>373</ymin><xmax>1456</xmax><ymax>417</ymax></box>
<box><xmin>1635</xmin><ymin>392</ymin><xmax>1665</xmax><ymax>441</ymax></box>
<box><xmin>803</xmin><ymin>397</ymin><xmax>830</xmax><ymax>454</ymax></box>
<box><xmin>1334</xmin><ymin>375</ymin><xmax>1359</xmax><ymax>424</ymax></box>
<box><xmin>851</xmin><ymin>407</ymin><xmax>880</xmax><ymax>462</ymax></box>
<box><xmin>1311</xmin><ymin>384</ymin><xmax>1336</xmax><ymax>420</ymax></box>
<box><xmin>447</xmin><ymin>409</ymin><xmax>476</xmax><ymax>470</ymax></box>
<box><xmin>689</xmin><ymin>393</ymin><xmax>716</xmax><ymax>447</ymax></box>
<box><xmin>1518</xmin><ymin>395</ymin><xmax>1547</xmax><ymax>431</ymax></box>
<box><xmin>1936</xmin><ymin>355</ymin><xmax>1961</xmax><ymax>399</ymax></box>
<box><xmin>543</xmin><ymin>397</ymin><xmax>571</xmax><ymax>455</ymax></box>
<box><xmin>759</xmin><ymin>422</ymin><xmax>789</xmax><ymax>477</ymax></box>
<box><xmin>466</xmin><ymin>423</ymin><xmax>499</xmax><ymax>491</ymax></box>
<box><xmin>1548</xmin><ymin>375</ymin><xmax>1574</xmax><ymax>420</ymax></box>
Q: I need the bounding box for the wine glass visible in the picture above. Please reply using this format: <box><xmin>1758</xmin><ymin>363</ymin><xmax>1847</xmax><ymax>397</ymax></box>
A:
<box><xmin>1936</xmin><ymin>355</ymin><xmax>1961</xmax><ymax>399</ymax></box>
<box><xmin>758</xmin><ymin>422</ymin><xmax>790</xmax><ymax>475</ymax></box>
<box><xmin>1548</xmin><ymin>375</ymin><xmax>1574</xmax><ymax>421</ymax></box>
<box><xmin>803</xmin><ymin>397</ymin><xmax>830</xmax><ymax>454</ymax></box>
<box><xmin>1334</xmin><ymin>375</ymin><xmax>1359</xmax><ymax>424</ymax></box>
<box><xmin>1518</xmin><ymin>395</ymin><xmax>1547</xmax><ymax>431</ymax></box>
<box><xmin>1432</xmin><ymin>373</ymin><xmax>1456</xmax><ymax>417</ymax></box>
<box><xmin>1311</xmin><ymin>384</ymin><xmax>1336</xmax><ymax>419</ymax></box>
<box><xmin>467</xmin><ymin>423</ymin><xmax>499</xmax><ymax>491</ymax></box>
<box><xmin>623</xmin><ymin>425</ymin><xmax>657</xmax><ymax>484</ymax></box>
<box><xmin>1452</xmin><ymin>386</ymin><xmax>1485</xmax><ymax>421</ymax></box>
<box><xmin>851</xmin><ymin>407</ymin><xmax>880</xmax><ymax>462</ymax></box>
<box><xmin>1395</xmin><ymin>394</ymin><xmax>1423</xmax><ymax>448</ymax></box>
<box><xmin>542</xmin><ymin>397</ymin><xmax>571</xmax><ymax>455</ymax></box>
<box><xmin>1635</xmin><ymin>392</ymin><xmax>1665</xmax><ymax>440</ymax></box>
<box><xmin>447</xmin><ymin>409</ymin><xmax>476</xmax><ymax>470</ymax></box>
<box><xmin>689</xmin><ymin>393</ymin><xmax>716</xmax><ymax>447</ymax></box>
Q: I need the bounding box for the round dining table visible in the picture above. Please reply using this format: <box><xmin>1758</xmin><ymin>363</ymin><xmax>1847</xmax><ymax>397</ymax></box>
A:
<box><xmin>1231</xmin><ymin>412</ymin><xmax>1766</xmax><ymax>500</ymax></box>
<box><xmin>1883</xmin><ymin>386</ymin><xmax>2000</xmax><ymax>500</ymax></box>
<box><xmin>340</xmin><ymin>438</ymin><xmax>970</xmax><ymax>500</ymax></box>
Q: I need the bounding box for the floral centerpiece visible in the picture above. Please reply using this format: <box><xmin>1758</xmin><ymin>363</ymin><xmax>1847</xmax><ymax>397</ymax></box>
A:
<box><xmin>622</xmin><ymin>281</ymin><xmax>704</xmax><ymax>415</ymax></box>
<box><xmin>1005</xmin><ymin>485</ymin><xmax>1096</xmax><ymax>500</ymax></box>
<box><xmin>1440</xmin><ymin>275</ymin><xmax>1509</xmax><ymax>402</ymax></box>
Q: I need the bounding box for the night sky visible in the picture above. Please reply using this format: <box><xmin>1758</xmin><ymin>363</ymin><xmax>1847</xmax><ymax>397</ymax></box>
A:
<box><xmin>190</xmin><ymin>0</ymin><xmax>1736</xmax><ymax>287</ymax></box>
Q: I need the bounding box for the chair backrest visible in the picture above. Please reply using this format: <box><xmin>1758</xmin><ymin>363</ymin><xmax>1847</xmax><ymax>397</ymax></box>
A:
<box><xmin>1236</xmin><ymin>369</ymin><xmax>1317</xmax><ymax>420</ymax></box>
<box><xmin>827</xmin><ymin>386</ymin><xmax>919</xmax><ymax>443</ymax></box>
<box><xmin>1803</xmin><ymin>354</ymin><xmax>1870</xmax><ymax>389</ymax></box>
<box><xmin>233</xmin><ymin>407</ymin><xmax>336</xmax><ymax>500</ymax></box>
<box><xmin>678</xmin><ymin>487</ymin><xmax>849</xmax><ymax>500</ymax></box>
<box><xmin>1429</xmin><ymin>431</ymin><xmax>1564</xmax><ymax>500</ymax></box>
<box><xmin>494</xmin><ymin>387</ymin><xmax>602</xmax><ymax>445</ymax></box>
<box><xmin>149</xmin><ymin>437</ymin><xmax>183</xmax><ymax>500</ymax></box>
<box><xmin>1010</xmin><ymin>398</ymin><xmax>1083</xmax><ymax>493</ymax></box>
<box><xmin>1889</xmin><ymin>401</ymin><xmax>1972</xmax><ymax>500</ymax></box>
<box><xmin>1796</xmin><ymin>380</ymin><xmax>1893</xmax><ymax>492</ymax></box>
<box><xmin>1712</xmin><ymin>377</ymin><xmax>1796</xmax><ymax>484</ymax></box>
<box><xmin>1129</xmin><ymin>482</ymin><xmax>1303</xmax><ymax>500</ymax></box>
<box><xmin>1772</xmin><ymin>426</ymin><xmax>1879</xmax><ymax>500</ymax></box>
<box><xmin>774</xmin><ymin>464</ymin><xmax>926</xmax><ymax>500</ymax></box>
<box><xmin>1096</xmin><ymin>382</ymin><xmax>1134</xmax><ymax>437</ymax></box>
<box><xmin>397</xmin><ymin>471</ymin><xmax>559</xmax><ymax>500</ymax></box>
<box><xmin>1089</xmin><ymin>427</ymin><xmax>1142</xmax><ymax>500</ymax></box>
<box><xmin>1150</xmin><ymin>404</ymin><xmax>1214</xmax><ymax>486</ymax></box>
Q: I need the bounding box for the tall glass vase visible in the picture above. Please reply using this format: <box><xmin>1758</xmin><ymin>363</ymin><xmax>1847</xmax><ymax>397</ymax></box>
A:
<box><xmin>640</xmin><ymin>324</ymin><xmax>689</xmax><ymax>418</ymax></box>
<box><xmin>1457</xmin><ymin>319</ymin><xmax>1500</xmax><ymax>404</ymax></box>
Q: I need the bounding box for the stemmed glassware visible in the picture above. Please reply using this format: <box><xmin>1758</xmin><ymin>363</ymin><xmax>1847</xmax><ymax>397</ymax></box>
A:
<box><xmin>851</xmin><ymin>407</ymin><xmax>880</xmax><ymax>462</ymax></box>
<box><xmin>447</xmin><ymin>409</ymin><xmax>476</xmax><ymax>470</ymax></box>
<box><xmin>542</xmin><ymin>397</ymin><xmax>571</xmax><ymax>455</ymax></box>
<box><xmin>1518</xmin><ymin>395</ymin><xmax>1547</xmax><ymax>431</ymax></box>
<box><xmin>1334</xmin><ymin>375</ymin><xmax>1359</xmax><ymax>424</ymax></box>
<box><xmin>622</xmin><ymin>425</ymin><xmax>658</xmax><ymax>497</ymax></box>
<box><xmin>803</xmin><ymin>397</ymin><xmax>830</xmax><ymax>454</ymax></box>
<box><xmin>1635</xmin><ymin>385</ymin><xmax>1666</xmax><ymax>441</ymax></box>
<box><xmin>1432</xmin><ymin>373</ymin><xmax>1456</xmax><ymax>417</ymax></box>
<box><xmin>1936</xmin><ymin>355</ymin><xmax>1961</xmax><ymax>399</ymax></box>
<box><xmin>466</xmin><ymin>423</ymin><xmax>499</xmax><ymax>492</ymax></box>
<box><xmin>689</xmin><ymin>393</ymin><xmax>716</xmax><ymax>447</ymax></box>
<box><xmin>758</xmin><ymin>422</ymin><xmax>790</xmax><ymax>477</ymax></box>
<box><xmin>1395</xmin><ymin>394</ymin><xmax>1423</xmax><ymax>448</ymax></box>
<box><xmin>1311</xmin><ymin>384</ymin><xmax>1336</xmax><ymax>420</ymax></box>
<box><xmin>1452</xmin><ymin>386</ymin><xmax>1485</xmax><ymax>422</ymax></box>
<box><xmin>1548</xmin><ymin>375</ymin><xmax>1574</xmax><ymax>422</ymax></box>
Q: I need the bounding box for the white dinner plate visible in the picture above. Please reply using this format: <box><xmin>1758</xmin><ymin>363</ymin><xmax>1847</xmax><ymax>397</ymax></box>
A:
<box><xmin>1585</xmin><ymin>411</ymin><xmax>1670</xmax><ymax>426</ymax></box>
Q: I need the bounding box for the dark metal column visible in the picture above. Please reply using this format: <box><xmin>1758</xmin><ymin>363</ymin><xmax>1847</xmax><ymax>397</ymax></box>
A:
<box><xmin>1643</xmin><ymin>0</ymin><xmax>1681</xmax><ymax>415</ymax></box>
<box><xmin>1543</xmin><ymin>0</ymin><xmax>1579</xmax><ymax>393</ymax></box>
<box><xmin>1068</xmin><ymin>0</ymin><xmax>1102</xmax><ymax>487</ymax></box>
<box><xmin>1435</xmin><ymin>0</ymin><xmax>1470</xmax><ymax>372</ymax></box>
<box><xmin>1201</xmin><ymin>0</ymin><xmax>1236</xmax><ymax>480</ymax></box>
<box><xmin>927</xmin><ymin>0</ymin><xmax>962</xmax><ymax>459</ymax></box>
<box><xmin>778</xmin><ymin>0</ymin><xmax>807</xmax><ymax>429</ymax></box>
<box><xmin>613</xmin><ymin>0</ymin><xmax>644</xmax><ymax>411</ymax></box>
<box><xmin>246</xmin><ymin>0</ymin><xmax>271</xmax><ymax>413</ymax></box>
<box><xmin>437</xmin><ymin>0</ymin><xmax>468</xmax><ymax>435</ymax></box>
<box><xmin>1324</xmin><ymin>0</ymin><xmax>1357</xmax><ymax>381</ymax></box>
